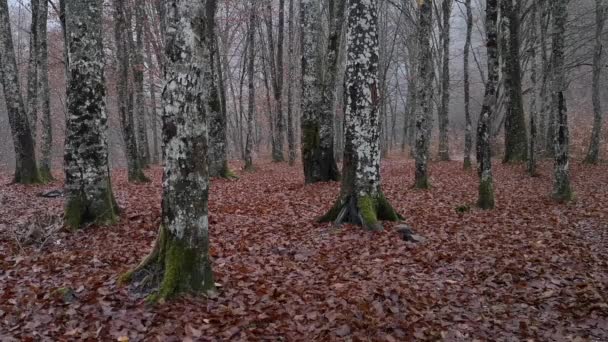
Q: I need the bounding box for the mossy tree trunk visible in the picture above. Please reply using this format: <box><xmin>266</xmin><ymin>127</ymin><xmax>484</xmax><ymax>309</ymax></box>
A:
<box><xmin>300</xmin><ymin>0</ymin><xmax>339</xmax><ymax>183</ymax></box>
<box><xmin>476</xmin><ymin>0</ymin><xmax>499</xmax><ymax>210</ymax></box>
<box><xmin>437</xmin><ymin>0</ymin><xmax>452</xmax><ymax>162</ymax></box>
<box><xmin>113</xmin><ymin>0</ymin><xmax>148</xmax><ymax>183</ymax></box>
<box><xmin>0</xmin><ymin>0</ymin><xmax>41</xmax><ymax>184</ymax></box>
<box><xmin>501</xmin><ymin>0</ymin><xmax>528</xmax><ymax>163</ymax></box>
<box><xmin>122</xmin><ymin>0</ymin><xmax>217</xmax><ymax>302</ymax></box>
<box><xmin>320</xmin><ymin>0</ymin><xmax>399</xmax><ymax>231</ymax></box>
<box><xmin>413</xmin><ymin>0</ymin><xmax>433</xmax><ymax>189</ymax></box>
<box><xmin>584</xmin><ymin>0</ymin><xmax>606</xmax><ymax>164</ymax></box>
<box><xmin>64</xmin><ymin>0</ymin><xmax>119</xmax><ymax>229</ymax></box>
<box><xmin>38</xmin><ymin>0</ymin><xmax>53</xmax><ymax>181</ymax></box>
<box><xmin>550</xmin><ymin>0</ymin><xmax>572</xmax><ymax>202</ymax></box>
<box><xmin>463</xmin><ymin>0</ymin><xmax>473</xmax><ymax>170</ymax></box>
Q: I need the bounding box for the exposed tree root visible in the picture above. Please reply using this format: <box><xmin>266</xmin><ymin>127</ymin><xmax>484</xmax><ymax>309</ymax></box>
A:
<box><xmin>319</xmin><ymin>192</ymin><xmax>401</xmax><ymax>231</ymax></box>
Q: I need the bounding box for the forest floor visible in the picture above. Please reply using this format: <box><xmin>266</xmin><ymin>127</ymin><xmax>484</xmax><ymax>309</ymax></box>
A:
<box><xmin>1</xmin><ymin>157</ymin><xmax>607</xmax><ymax>341</ymax></box>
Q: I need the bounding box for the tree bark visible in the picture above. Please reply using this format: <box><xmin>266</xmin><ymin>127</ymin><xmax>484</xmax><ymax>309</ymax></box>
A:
<box><xmin>133</xmin><ymin>0</ymin><xmax>151</xmax><ymax>168</ymax></box>
<box><xmin>550</xmin><ymin>0</ymin><xmax>572</xmax><ymax>202</ymax></box>
<box><xmin>414</xmin><ymin>0</ymin><xmax>433</xmax><ymax>189</ymax></box>
<box><xmin>320</xmin><ymin>0</ymin><xmax>399</xmax><ymax>231</ymax></box>
<box><xmin>286</xmin><ymin>0</ymin><xmax>296</xmax><ymax>165</ymax></box>
<box><xmin>584</xmin><ymin>0</ymin><xmax>606</xmax><ymax>164</ymax></box>
<box><xmin>437</xmin><ymin>0</ymin><xmax>452</xmax><ymax>161</ymax></box>
<box><xmin>146</xmin><ymin>36</ymin><xmax>160</xmax><ymax>165</ymax></box>
<box><xmin>528</xmin><ymin>0</ymin><xmax>539</xmax><ymax>176</ymax></box>
<box><xmin>244</xmin><ymin>1</ymin><xmax>256</xmax><ymax>171</ymax></box>
<box><xmin>26</xmin><ymin>0</ymin><xmax>40</xmax><ymax>147</ymax></box>
<box><xmin>270</xmin><ymin>0</ymin><xmax>286</xmax><ymax>162</ymax></box>
<box><xmin>64</xmin><ymin>0</ymin><xmax>119</xmax><ymax>228</ymax></box>
<box><xmin>463</xmin><ymin>0</ymin><xmax>473</xmax><ymax>170</ymax></box>
<box><xmin>476</xmin><ymin>0</ymin><xmax>499</xmax><ymax>209</ymax></box>
<box><xmin>0</xmin><ymin>0</ymin><xmax>41</xmax><ymax>184</ymax></box>
<box><xmin>121</xmin><ymin>0</ymin><xmax>217</xmax><ymax>302</ymax></box>
<box><xmin>38</xmin><ymin>0</ymin><xmax>53</xmax><ymax>180</ymax></box>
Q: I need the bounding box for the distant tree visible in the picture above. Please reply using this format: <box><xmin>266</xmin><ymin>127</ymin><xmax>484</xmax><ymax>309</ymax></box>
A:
<box><xmin>38</xmin><ymin>0</ymin><xmax>53</xmax><ymax>181</ymax></box>
<box><xmin>413</xmin><ymin>0</ymin><xmax>433</xmax><ymax>189</ymax></box>
<box><xmin>320</xmin><ymin>0</ymin><xmax>399</xmax><ymax>230</ymax></box>
<box><xmin>527</xmin><ymin>0</ymin><xmax>539</xmax><ymax>176</ymax></box>
<box><xmin>265</xmin><ymin>0</ymin><xmax>286</xmax><ymax>162</ymax></box>
<box><xmin>244</xmin><ymin>0</ymin><xmax>256</xmax><ymax>171</ymax></box>
<box><xmin>463</xmin><ymin>0</ymin><xmax>473</xmax><ymax>170</ymax></box>
<box><xmin>121</xmin><ymin>0</ymin><xmax>217</xmax><ymax>302</ymax></box>
<box><xmin>476</xmin><ymin>0</ymin><xmax>499</xmax><ymax>209</ymax></box>
<box><xmin>437</xmin><ymin>0</ymin><xmax>452</xmax><ymax>161</ymax></box>
<box><xmin>26</xmin><ymin>0</ymin><xmax>39</xmax><ymax>147</ymax></box>
<box><xmin>0</xmin><ymin>0</ymin><xmax>41</xmax><ymax>184</ymax></box>
<box><xmin>550</xmin><ymin>0</ymin><xmax>572</xmax><ymax>202</ymax></box>
<box><xmin>286</xmin><ymin>0</ymin><xmax>296</xmax><ymax>165</ymax></box>
<box><xmin>131</xmin><ymin>0</ymin><xmax>151</xmax><ymax>168</ymax></box>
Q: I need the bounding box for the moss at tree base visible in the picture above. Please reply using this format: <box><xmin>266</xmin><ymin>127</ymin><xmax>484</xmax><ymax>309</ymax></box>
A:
<box><xmin>477</xmin><ymin>178</ymin><xmax>495</xmax><ymax>209</ymax></box>
<box><xmin>319</xmin><ymin>192</ymin><xmax>401</xmax><ymax>231</ymax></box>
<box><xmin>463</xmin><ymin>159</ymin><xmax>472</xmax><ymax>170</ymax></box>
<box><xmin>414</xmin><ymin>176</ymin><xmax>430</xmax><ymax>189</ymax></box>
<box><xmin>38</xmin><ymin>167</ymin><xmax>55</xmax><ymax>182</ymax></box>
<box><xmin>552</xmin><ymin>185</ymin><xmax>573</xmax><ymax>203</ymax></box>
<box><xmin>64</xmin><ymin>186</ymin><xmax>119</xmax><ymax>230</ymax></box>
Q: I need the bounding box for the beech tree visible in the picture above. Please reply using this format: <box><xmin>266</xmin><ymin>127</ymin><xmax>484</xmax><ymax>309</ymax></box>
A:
<box><xmin>286</xmin><ymin>0</ymin><xmax>296</xmax><ymax>165</ymax></box>
<box><xmin>476</xmin><ymin>0</ymin><xmax>499</xmax><ymax>209</ymax></box>
<box><xmin>26</xmin><ymin>0</ymin><xmax>39</xmax><ymax>146</ymax></box>
<box><xmin>132</xmin><ymin>0</ymin><xmax>151</xmax><ymax>168</ymax></box>
<box><xmin>121</xmin><ymin>0</ymin><xmax>217</xmax><ymax>302</ymax></box>
<box><xmin>413</xmin><ymin>0</ymin><xmax>433</xmax><ymax>189</ymax></box>
<box><xmin>528</xmin><ymin>0</ymin><xmax>539</xmax><ymax>176</ymax></box>
<box><xmin>38</xmin><ymin>0</ymin><xmax>52</xmax><ymax>180</ymax></box>
<box><xmin>463</xmin><ymin>0</ymin><xmax>473</xmax><ymax>170</ymax></box>
<box><xmin>437</xmin><ymin>0</ymin><xmax>452</xmax><ymax>161</ymax></box>
<box><xmin>320</xmin><ymin>0</ymin><xmax>399</xmax><ymax>231</ymax></box>
<box><xmin>244</xmin><ymin>0</ymin><xmax>256</xmax><ymax>171</ymax></box>
<box><xmin>64</xmin><ymin>0</ymin><xmax>119</xmax><ymax>228</ymax></box>
<box><xmin>0</xmin><ymin>0</ymin><xmax>41</xmax><ymax>184</ymax></box>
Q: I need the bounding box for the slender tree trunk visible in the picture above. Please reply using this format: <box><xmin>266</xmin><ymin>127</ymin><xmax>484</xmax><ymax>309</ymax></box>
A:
<box><xmin>38</xmin><ymin>0</ymin><xmax>53</xmax><ymax>180</ymax></box>
<box><xmin>528</xmin><ymin>0</ymin><xmax>538</xmax><ymax>176</ymax></box>
<box><xmin>538</xmin><ymin>0</ymin><xmax>549</xmax><ymax>155</ymax></box>
<box><xmin>26</xmin><ymin>0</ymin><xmax>40</xmax><ymax>147</ymax></box>
<box><xmin>502</xmin><ymin>0</ymin><xmax>528</xmax><ymax>163</ymax></box>
<box><xmin>584</xmin><ymin>0</ymin><xmax>606</xmax><ymax>164</ymax></box>
<box><xmin>437</xmin><ymin>0</ymin><xmax>452</xmax><ymax>161</ymax></box>
<box><xmin>64</xmin><ymin>0</ymin><xmax>119</xmax><ymax>228</ymax></box>
<box><xmin>286</xmin><ymin>0</ymin><xmax>296</xmax><ymax>165</ymax></box>
<box><xmin>113</xmin><ymin>0</ymin><xmax>148</xmax><ymax>183</ymax></box>
<box><xmin>551</xmin><ymin>0</ymin><xmax>572</xmax><ymax>202</ymax></box>
<box><xmin>0</xmin><ymin>0</ymin><xmax>40</xmax><ymax>184</ymax></box>
<box><xmin>146</xmin><ymin>37</ymin><xmax>160</xmax><ymax>165</ymax></box>
<box><xmin>476</xmin><ymin>0</ymin><xmax>499</xmax><ymax>209</ymax></box>
<box><xmin>121</xmin><ymin>0</ymin><xmax>217</xmax><ymax>302</ymax></box>
<box><xmin>414</xmin><ymin>0</ymin><xmax>433</xmax><ymax>189</ymax></box>
<box><xmin>272</xmin><ymin>0</ymin><xmax>286</xmax><ymax>162</ymax></box>
<box><xmin>320</xmin><ymin>0</ymin><xmax>399</xmax><ymax>231</ymax></box>
<box><xmin>244</xmin><ymin>1</ymin><xmax>256</xmax><ymax>171</ymax></box>
<box><xmin>463</xmin><ymin>0</ymin><xmax>473</xmax><ymax>170</ymax></box>
<box><xmin>133</xmin><ymin>1</ymin><xmax>151</xmax><ymax>168</ymax></box>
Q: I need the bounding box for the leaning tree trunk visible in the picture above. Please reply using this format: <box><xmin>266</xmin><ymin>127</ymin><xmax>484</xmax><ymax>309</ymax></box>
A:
<box><xmin>120</xmin><ymin>0</ymin><xmax>217</xmax><ymax>303</ymax></box>
<box><xmin>502</xmin><ymin>0</ymin><xmax>528</xmax><ymax>163</ymax></box>
<box><xmin>286</xmin><ymin>0</ymin><xmax>296</xmax><ymax>165</ymax></box>
<box><xmin>320</xmin><ymin>0</ymin><xmax>399</xmax><ymax>231</ymax></box>
<box><xmin>244</xmin><ymin>1</ymin><xmax>256</xmax><ymax>171</ymax></box>
<box><xmin>476</xmin><ymin>0</ymin><xmax>499</xmax><ymax>209</ymax></box>
<box><xmin>26</xmin><ymin>0</ymin><xmax>40</xmax><ymax>147</ymax></box>
<box><xmin>38</xmin><ymin>0</ymin><xmax>53</xmax><ymax>181</ymax></box>
<box><xmin>113</xmin><ymin>0</ymin><xmax>148</xmax><ymax>183</ymax></box>
<box><xmin>463</xmin><ymin>0</ymin><xmax>473</xmax><ymax>170</ymax></box>
<box><xmin>584</xmin><ymin>0</ymin><xmax>606</xmax><ymax>164</ymax></box>
<box><xmin>300</xmin><ymin>0</ymin><xmax>340</xmax><ymax>183</ymax></box>
<box><xmin>528</xmin><ymin>0</ymin><xmax>539</xmax><ymax>176</ymax></box>
<box><xmin>0</xmin><ymin>0</ymin><xmax>41</xmax><ymax>184</ymax></box>
<box><xmin>437</xmin><ymin>0</ymin><xmax>452</xmax><ymax>161</ymax></box>
<box><xmin>551</xmin><ymin>0</ymin><xmax>572</xmax><ymax>202</ymax></box>
<box><xmin>413</xmin><ymin>0</ymin><xmax>433</xmax><ymax>189</ymax></box>
<box><xmin>64</xmin><ymin>0</ymin><xmax>119</xmax><ymax>228</ymax></box>
<box><xmin>133</xmin><ymin>1</ymin><xmax>151</xmax><ymax>168</ymax></box>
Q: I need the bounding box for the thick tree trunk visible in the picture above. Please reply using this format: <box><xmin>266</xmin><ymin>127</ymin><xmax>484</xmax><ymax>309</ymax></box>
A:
<box><xmin>320</xmin><ymin>0</ymin><xmax>399</xmax><ymax>231</ymax></box>
<box><xmin>551</xmin><ymin>0</ymin><xmax>572</xmax><ymax>202</ymax></box>
<box><xmin>584</xmin><ymin>0</ymin><xmax>606</xmax><ymax>164</ymax></box>
<box><xmin>133</xmin><ymin>1</ymin><xmax>151</xmax><ymax>168</ymax></box>
<box><xmin>437</xmin><ymin>0</ymin><xmax>452</xmax><ymax>161</ymax></box>
<box><xmin>528</xmin><ymin>0</ymin><xmax>539</xmax><ymax>176</ymax></box>
<box><xmin>26</xmin><ymin>0</ymin><xmax>40</xmax><ymax>147</ymax></box>
<box><xmin>501</xmin><ymin>0</ymin><xmax>528</xmax><ymax>163</ymax></box>
<box><xmin>64</xmin><ymin>0</ymin><xmax>118</xmax><ymax>228</ymax></box>
<box><xmin>113</xmin><ymin>0</ymin><xmax>148</xmax><ymax>183</ymax></box>
<box><xmin>463</xmin><ymin>0</ymin><xmax>473</xmax><ymax>170</ymax></box>
<box><xmin>476</xmin><ymin>0</ymin><xmax>499</xmax><ymax>209</ymax></box>
<box><xmin>244</xmin><ymin>1</ymin><xmax>256</xmax><ymax>171</ymax></box>
<box><xmin>300</xmin><ymin>0</ymin><xmax>339</xmax><ymax>183</ymax></box>
<box><xmin>38</xmin><ymin>0</ymin><xmax>53</xmax><ymax>180</ymax></box>
<box><xmin>0</xmin><ymin>0</ymin><xmax>41</xmax><ymax>184</ymax></box>
<box><xmin>286</xmin><ymin>0</ymin><xmax>296</xmax><ymax>166</ymax></box>
<box><xmin>413</xmin><ymin>0</ymin><xmax>433</xmax><ymax>189</ymax></box>
<box><xmin>121</xmin><ymin>0</ymin><xmax>216</xmax><ymax>302</ymax></box>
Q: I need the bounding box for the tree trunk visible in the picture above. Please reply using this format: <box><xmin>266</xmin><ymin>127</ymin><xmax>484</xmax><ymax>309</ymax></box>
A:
<box><xmin>437</xmin><ymin>0</ymin><xmax>452</xmax><ymax>161</ymax></box>
<box><xmin>286</xmin><ymin>0</ymin><xmax>296</xmax><ymax>165</ymax></box>
<box><xmin>528</xmin><ymin>0</ymin><xmax>538</xmax><ymax>176</ymax></box>
<box><xmin>584</xmin><ymin>0</ymin><xmax>606</xmax><ymax>164</ymax></box>
<box><xmin>133</xmin><ymin>1</ymin><xmax>151</xmax><ymax>168</ymax></box>
<box><xmin>463</xmin><ymin>0</ymin><xmax>473</xmax><ymax>170</ymax></box>
<box><xmin>38</xmin><ymin>0</ymin><xmax>53</xmax><ymax>180</ymax></box>
<box><xmin>476</xmin><ymin>0</ymin><xmax>499</xmax><ymax>209</ymax></box>
<box><xmin>551</xmin><ymin>0</ymin><xmax>572</xmax><ymax>202</ymax></box>
<box><xmin>0</xmin><ymin>0</ymin><xmax>41</xmax><ymax>184</ymax></box>
<box><xmin>414</xmin><ymin>0</ymin><xmax>433</xmax><ymax>189</ymax></box>
<box><xmin>64</xmin><ymin>0</ymin><xmax>119</xmax><ymax>228</ymax></box>
<box><xmin>300</xmin><ymin>0</ymin><xmax>339</xmax><ymax>183</ymax></box>
<box><xmin>113</xmin><ymin>0</ymin><xmax>148</xmax><ymax>183</ymax></box>
<box><xmin>320</xmin><ymin>0</ymin><xmax>399</xmax><ymax>231</ymax></box>
<box><xmin>244</xmin><ymin>1</ymin><xmax>256</xmax><ymax>171</ymax></box>
<box><xmin>120</xmin><ymin>0</ymin><xmax>217</xmax><ymax>303</ymax></box>
<box><xmin>146</xmin><ymin>37</ymin><xmax>160</xmax><ymax>165</ymax></box>
<box><xmin>26</xmin><ymin>0</ymin><xmax>40</xmax><ymax>147</ymax></box>
<box><xmin>271</xmin><ymin>0</ymin><xmax>286</xmax><ymax>162</ymax></box>
<box><xmin>501</xmin><ymin>0</ymin><xmax>528</xmax><ymax>163</ymax></box>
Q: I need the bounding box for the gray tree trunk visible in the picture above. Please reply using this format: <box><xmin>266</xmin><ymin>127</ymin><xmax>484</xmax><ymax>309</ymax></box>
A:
<box><xmin>551</xmin><ymin>0</ymin><xmax>572</xmax><ymax>202</ymax></box>
<box><xmin>244</xmin><ymin>1</ymin><xmax>256</xmax><ymax>171</ymax></box>
<box><xmin>584</xmin><ymin>0</ymin><xmax>606</xmax><ymax>164</ymax></box>
<box><xmin>269</xmin><ymin>0</ymin><xmax>285</xmax><ymax>162</ymax></box>
<box><xmin>38</xmin><ymin>0</ymin><xmax>53</xmax><ymax>180</ymax></box>
<box><xmin>320</xmin><ymin>0</ymin><xmax>399</xmax><ymax>231</ymax></box>
<box><xmin>437</xmin><ymin>0</ymin><xmax>452</xmax><ymax>161</ymax></box>
<box><xmin>0</xmin><ymin>0</ymin><xmax>40</xmax><ymax>184</ymax></box>
<box><xmin>286</xmin><ymin>0</ymin><xmax>296</xmax><ymax>165</ymax></box>
<box><xmin>133</xmin><ymin>1</ymin><xmax>151</xmax><ymax>168</ymax></box>
<box><xmin>463</xmin><ymin>0</ymin><xmax>473</xmax><ymax>170</ymax></box>
<box><xmin>64</xmin><ymin>0</ymin><xmax>118</xmax><ymax>228</ymax></box>
<box><xmin>476</xmin><ymin>0</ymin><xmax>499</xmax><ymax>209</ymax></box>
<box><xmin>528</xmin><ymin>0</ymin><xmax>538</xmax><ymax>176</ymax></box>
<box><xmin>414</xmin><ymin>0</ymin><xmax>433</xmax><ymax>189</ymax></box>
<box><xmin>26</xmin><ymin>0</ymin><xmax>39</xmax><ymax>147</ymax></box>
<box><xmin>501</xmin><ymin>0</ymin><xmax>528</xmax><ymax>163</ymax></box>
<box><xmin>146</xmin><ymin>36</ymin><xmax>160</xmax><ymax>165</ymax></box>
<box><xmin>121</xmin><ymin>0</ymin><xmax>217</xmax><ymax>302</ymax></box>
